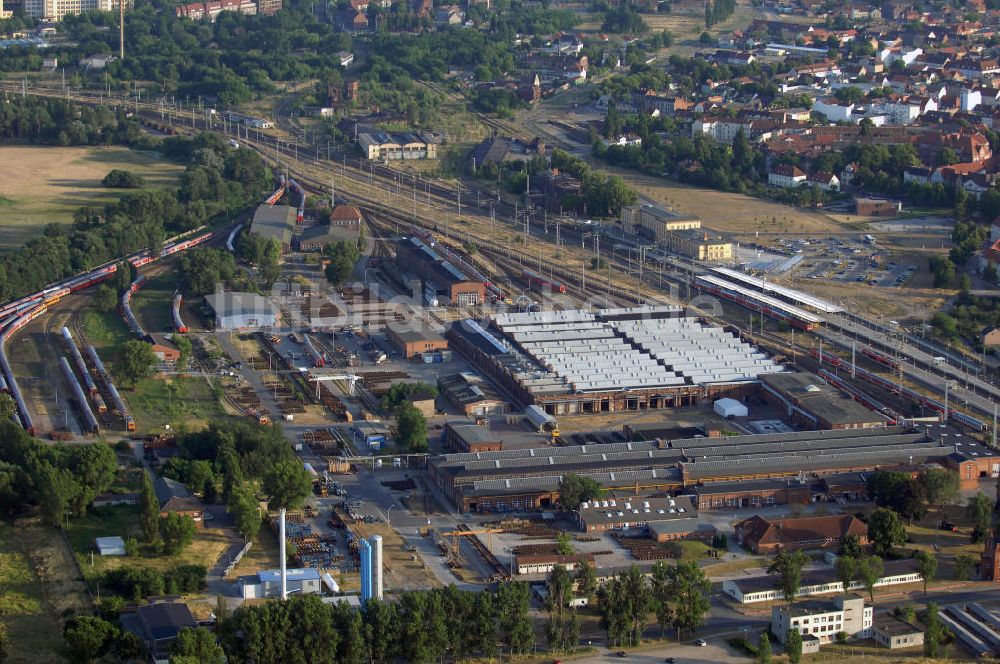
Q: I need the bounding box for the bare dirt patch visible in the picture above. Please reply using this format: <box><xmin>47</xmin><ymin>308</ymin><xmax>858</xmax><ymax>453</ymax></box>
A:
<box><xmin>599</xmin><ymin>165</ymin><xmax>846</xmax><ymax>236</ymax></box>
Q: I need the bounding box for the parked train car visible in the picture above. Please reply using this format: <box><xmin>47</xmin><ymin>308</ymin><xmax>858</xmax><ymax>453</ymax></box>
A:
<box><xmin>0</xmin><ymin>304</ymin><xmax>47</xmax><ymax>434</ymax></box>
<box><xmin>808</xmin><ymin>348</ymin><xmax>987</xmax><ymax>431</ymax></box>
<box><xmin>105</xmin><ymin>380</ymin><xmax>136</xmax><ymax>432</ymax></box>
<box><xmin>303</xmin><ymin>335</ymin><xmax>325</xmax><ymax>368</ymax></box>
<box><xmin>287</xmin><ymin>178</ymin><xmax>306</xmax><ymax>222</ymax></box>
<box><xmin>121</xmin><ymin>276</ymin><xmax>152</xmax><ymax>343</ymax></box>
<box><xmin>226</xmin><ymin>224</ymin><xmax>244</xmax><ymax>252</ymax></box>
<box><xmin>59</xmin><ymin>356</ymin><xmax>99</xmax><ymax>434</ymax></box>
<box><xmin>523</xmin><ymin>269</ymin><xmax>567</xmax><ymax>294</ymax></box>
<box><xmin>172</xmin><ymin>292</ymin><xmax>188</xmax><ymax>334</ymax></box>
<box><xmin>61</xmin><ymin>327</ymin><xmax>98</xmax><ymax>396</ymax></box>
<box><xmin>861</xmin><ymin>347</ymin><xmax>900</xmax><ymax>372</ymax></box>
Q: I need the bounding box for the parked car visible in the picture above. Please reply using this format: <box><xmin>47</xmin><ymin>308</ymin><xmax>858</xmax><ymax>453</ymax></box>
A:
<box><xmin>695</xmin><ymin>639</ymin><xmax>708</xmax><ymax>647</ymax></box>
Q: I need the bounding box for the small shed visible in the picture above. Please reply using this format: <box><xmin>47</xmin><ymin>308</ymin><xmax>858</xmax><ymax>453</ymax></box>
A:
<box><xmin>96</xmin><ymin>536</ymin><xmax>126</xmax><ymax>556</ymax></box>
<box><xmin>714</xmin><ymin>398</ymin><xmax>748</xmax><ymax>419</ymax></box>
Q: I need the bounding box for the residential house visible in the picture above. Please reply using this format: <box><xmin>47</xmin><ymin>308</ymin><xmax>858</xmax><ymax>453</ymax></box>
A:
<box><xmin>807</xmin><ymin>172</ymin><xmax>840</xmax><ymax>191</ymax></box>
<box><xmin>768</xmin><ymin>164</ymin><xmax>808</xmax><ymax>188</ymax></box>
<box><xmin>153</xmin><ymin>477</ymin><xmax>204</xmax><ymax>528</ymax></box>
<box><xmin>120</xmin><ymin>602</ymin><xmax>198</xmax><ymax>663</ymax></box>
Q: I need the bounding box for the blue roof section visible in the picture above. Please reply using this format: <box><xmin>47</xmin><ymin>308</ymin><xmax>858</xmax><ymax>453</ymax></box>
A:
<box><xmin>257</xmin><ymin>568</ymin><xmax>321</xmax><ymax>583</ymax></box>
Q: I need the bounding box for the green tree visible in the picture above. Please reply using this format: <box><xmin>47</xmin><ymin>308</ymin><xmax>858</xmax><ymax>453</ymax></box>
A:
<box><xmin>924</xmin><ymin>602</ymin><xmax>945</xmax><ymax>657</ymax></box>
<box><xmin>767</xmin><ymin>550</ymin><xmax>810</xmax><ymax>604</ymax></box>
<box><xmin>954</xmin><ymin>554</ymin><xmax>976</xmax><ymax>581</ymax></box>
<box><xmin>986</xmin><ymin>261</ymin><xmax>1000</xmax><ymax>286</ymax></box>
<box><xmin>178</xmin><ymin>247</ymin><xmax>238</xmax><ymax>296</ymax></box>
<box><xmin>835</xmin><ymin>555</ymin><xmax>857</xmax><ymax>594</ymax></box>
<box><xmin>170</xmin><ymin>627</ymin><xmax>224</xmax><ymax>664</ymax></box>
<box><xmin>575</xmin><ymin>559</ymin><xmax>597</xmax><ymax>600</ymax></box>
<box><xmin>557</xmin><ymin>473</ymin><xmax>604</xmax><ymax>510</ymax></box>
<box><xmin>231</xmin><ymin>484</ymin><xmax>263</xmax><ymax>542</ymax></box>
<box><xmin>0</xmin><ymin>620</ymin><xmax>8</xmax><ymax>664</ymax></box>
<box><xmin>496</xmin><ymin>581</ymin><xmax>533</xmax><ymax>655</ymax></box>
<box><xmin>918</xmin><ymin>468</ymin><xmax>959</xmax><ymax>507</ymax></box>
<box><xmin>93</xmin><ymin>284</ymin><xmax>117</xmax><ymax>313</ymax></box>
<box><xmin>856</xmin><ymin>555</ymin><xmax>884</xmax><ymax>603</ymax></box>
<box><xmin>63</xmin><ymin>616</ymin><xmax>115</xmax><ymax>664</ymax></box>
<box><xmin>472</xmin><ymin>592</ymin><xmax>497</xmax><ymax>661</ymax></box>
<box><xmin>839</xmin><ymin>533</ymin><xmax>863</xmax><ymax>558</ymax></box>
<box><xmin>968</xmin><ymin>491</ymin><xmax>993</xmax><ymax>543</ymax></box>
<box><xmin>114</xmin><ymin>340</ymin><xmax>157</xmax><ymax>387</ymax></box>
<box><xmin>757</xmin><ymin>631</ymin><xmax>771</xmax><ymax>664</ymax></box>
<box><xmin>544</xmin><ymin>565</ymin><xmax>575</xmax><ymax>651</ymax></box>
<box><xmin>102</xmin><ymin>169</ymin><xmax>145</xmax><ymax>188</ymax></box>
<box><xmin>867</xmin><ymin>508</ymin><xmax>907</xmax><ymax>557</ymax></box>
<box><xmin>140</xmin><ymin>471</ymin><xmax>160</xmax><ymax>544</ymax></box>
<box><xmin>786</xmin><ymin>626</ymin><xmax>803</xmax><ymax>664</ymax></box>
<box><xmin>174</xmin><ymin>335</ymin><xmax>193</xmax><ymax>369</ymax></box>
<box><xmin>323</xmin><ymin>240</ymin><xmax>361</xmax><ymax>285</ymax></box>
<box><xmin>555</xmin><ymin>531</ymin><xmax>574</xmax><ymax>556</ymax></box>
<box><xmin>261</xmin><ymin>459</ymin><xmax>312</xmax><ymax>512</ymax></box>
<box><xmin>160</xmin><ymin>513</ymin><xmax>197</xmax><ymax>555</ymax></box>
<box><xmin>395</xmin><ymin>403</ymin><xmax>428</xmax><ymax>453</ymax></box>
<box><xmin>663</xmin><ymin>560</ymin><xmax>711</xmax><ymax>641</ymax></box>
<box><xmin>914</xmin><ymin>550</ymin><xmax>937</xmax><ymax>593</ymax></box>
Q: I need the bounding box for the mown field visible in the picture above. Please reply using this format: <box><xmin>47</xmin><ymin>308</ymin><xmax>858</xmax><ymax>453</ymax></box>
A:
<box><xmin>0</xmin><ymin>145</ymin><xmax>183</xmax><ymax>251</ymax></box>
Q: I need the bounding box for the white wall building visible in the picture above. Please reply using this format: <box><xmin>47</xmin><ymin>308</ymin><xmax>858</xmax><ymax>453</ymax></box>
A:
<box><xmin>812</xmin><ymin>98</ymin><xmax>855</xmax><ymax>122</ymax></box>
<box><xmin>723</xmin><ymin>559</ymin><xmax>923</xmax><ymax>604</ymax></box>
<box><xmin>771</xmin><ymin>595</ymin><xmax>873</xmax><ymax>646</ymax></box>
<box><xmin>239</xmin><ymin>568</ymin><xmax>322</xmax><ymax>599</ymax></box>
<box><xmin>204</xmin><ymin>291</ymin><xmax>277</xmax><ymax>331</ymax></box>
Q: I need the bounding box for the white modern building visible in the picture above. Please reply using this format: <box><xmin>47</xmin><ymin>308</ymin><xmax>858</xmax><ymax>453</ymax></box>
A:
<box><xmin>26</xmin><ymin>0</ymin><xmax>130</xmax><ymax>20</ymax></box>
<box><xmin>239</xmin><ymin>568</ymin><xmax>322</xmax><ymax>599</ymax></box>
<box><xmin>204</xmin><ymin>291</ymin><xmax>277</xmax><ymax>331</ymax></box>
<box><xmin>811</xmin><ymin>98</ymin><xmax>855</xmax><ymax>123</ymax></box>
<box><xmin>771</xmin><ymin>595</ymin><xmax>873</xmax><ymax>646</ymax></box>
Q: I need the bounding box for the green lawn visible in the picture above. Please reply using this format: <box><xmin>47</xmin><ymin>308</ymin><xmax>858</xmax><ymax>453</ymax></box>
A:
<box><xmin>80</xmin><ymin>310</ymin><xmax>131</xmax><ymax>350</ymax></box>
<box><xmin>128</xmin><ymin>376</ymin><xmax>232</xmax><ymax>433</ymax></box>
<box><xmin>132</xmin><ymin>272</ymin><xmax>177</xmax><ymax>337</ymax></box>
<box><xmin>64</xmin><ymin>504</ymin><xmax>229</xmax><ymax>591</ymax></box>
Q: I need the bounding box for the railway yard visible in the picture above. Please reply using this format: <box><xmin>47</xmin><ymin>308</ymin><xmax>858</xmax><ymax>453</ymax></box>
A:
<box><xmin>6</xmin><ymin>81</ymin><xmax>1000</xmax><ymax>661</ymax></box>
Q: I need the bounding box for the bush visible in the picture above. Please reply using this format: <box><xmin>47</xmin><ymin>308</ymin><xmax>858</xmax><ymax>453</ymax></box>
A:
<box><xmin>101</xmin><ymin>169</ymin><xmax>145</xmax><ymax>188</ymax></box>
<box><xmin>101</xmin><ymin>565</ymin><xmax>207</xmax><ymax>600</ymax></box>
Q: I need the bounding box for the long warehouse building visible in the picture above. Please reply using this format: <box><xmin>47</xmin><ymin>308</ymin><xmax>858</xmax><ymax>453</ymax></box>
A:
<box><xmin>429</xmin><ymin>424</ymin><xmax>999</xmax><ymax>513</ymax></box>
<box><xmin>447</xmin><ymin>306</ymin><xmax>786</xmax><ymax>415</ymax></box>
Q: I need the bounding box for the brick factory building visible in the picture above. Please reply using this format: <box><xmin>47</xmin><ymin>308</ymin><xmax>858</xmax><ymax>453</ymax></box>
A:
<box><xmin>760</xmin><ymin>372</ymin><xmax>890</xmax><ymax>430</ymax></box>
<box><xmin>429</xmin><ymin>425</ymin><xmax>998</xmax><ymax>513</ymax></box>
<box><xmin>447</xmin><ymin>307</ymin><xmax>783</xmax><ymax>415</ymax></box>
<box><xmin>385</xmin><ymin>322</ymin><xmax>449</xmax><ymax>359</ymax></box>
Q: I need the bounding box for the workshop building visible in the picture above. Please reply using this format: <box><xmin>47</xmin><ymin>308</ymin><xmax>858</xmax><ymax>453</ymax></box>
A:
<box><xmin>575</xmin><ymin>495</ymin><xmax>698</xmax><ymax>533</ymax></box>
<box><xmin>429</xmin><ymin>424</ymin><xmax>995</xmax><ymax>513</ymax></box>
<box><xmin>386</xmin><ymin>323</ymin><xmax>449</xmax><ymax>359</ymax></box>
<box><xmin>204</xmin><ymin>291</ymin><xmax>278</xmax><ymax>331</ymax></box>
<box><xmin>437</xmin><ymin>371</ymin><xmax>510</xmax><ymax>417</ymax></box>
<box><xmin>760</xmin><ymin>372</ymin><xmax>889</xmax><ymax>430</ymax></box>
<box><xmin>249</xmin><ymin>204</ymin><xmax>297</xmax><ymax>252</ymax></box>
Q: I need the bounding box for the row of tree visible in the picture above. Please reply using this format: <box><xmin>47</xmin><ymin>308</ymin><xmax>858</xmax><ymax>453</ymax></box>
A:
<box><xmin>218</xmin><ymin>584</ymin><xmax>532</xmax><ymax>664</ymax></box>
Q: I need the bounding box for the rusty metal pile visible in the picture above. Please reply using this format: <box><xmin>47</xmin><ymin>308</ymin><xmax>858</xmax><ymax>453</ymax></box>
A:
<box><xmin>317</xmin><ymin>382</ymin><xmax>352</xmax><ymax>421</ymax></box>
<box><xmin>613</xmin><ymin>535</ymin><xmax>679</xmax><ymax>561</ymax></box>
<box><xmin>303</xmin><ymin>428</ymin><xmax>341</xmax><ymax>453</ymax></box>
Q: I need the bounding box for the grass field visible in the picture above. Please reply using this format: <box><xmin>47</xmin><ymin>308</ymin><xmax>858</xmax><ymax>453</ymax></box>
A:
<box><xmin>599</xmin><ymin>164</ymin><xmax>846</xmax><ymax>236</ymax></box>
<box><xmin>64</xmin><ymin>505</ymin><xmax>229</xmax><ymax>589</ymax></box>
<box><xmin>128</xmin><ymin>376</ymin><xmax>230</xmax><ymax>433</ymax></box>
<box><xmin>80</xmin><ymin>310</ymin><xmax>131</xmax><ymax>350</ymax></box>
<box><xmin>132</xmin><ymin>271</ymin><xmax>177</xmax><ymax>337</ymax></box>
<box><xmin>0</xmin><ymin>145</ymin><xmax>184</xmax><ymax>251</ymax></box>
<box><xmin>0</xmin><ymin>520</ymin><xmax>92</xmax><ymax>664</ymax></box>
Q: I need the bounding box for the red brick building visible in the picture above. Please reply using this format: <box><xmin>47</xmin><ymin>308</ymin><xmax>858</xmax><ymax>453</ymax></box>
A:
<box><xmin>735</xmin><ymin>514</ymin><xmax>868</xmax><ymax>554</ymax></box>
